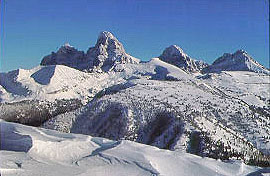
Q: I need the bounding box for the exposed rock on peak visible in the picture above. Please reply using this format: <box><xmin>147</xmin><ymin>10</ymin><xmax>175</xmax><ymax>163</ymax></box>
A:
<box><xmin>40</xmin><ymin>31</ymin><xmax>140</xmax><ymax>72</ymax></box>
<box><xmin>98</xmin><ymin>31</ymin><xmax>119</xmax><ymax>42</ymax></box>
<box><xmin>95</xmin><ymin>31</ymin><xmax>124</xmax><ymax>52</ymax></box>
<box><xmin>159</xmin><ymin>45</ymin><xmax>208</xmax><ymax>73</ymax></box>
<box><xmin>40</xmin><ymin>43</ymin><xmax>89</xmax><ymax>70</ymax></box>
<box><xmin>203</xmin><ymin>50</ymin><xmax>269</xmax><ymax>74</ymax></box>
<box><xmin>164</xmin><ymin>45</ymin><xmax>186</xmax><ymax>57</ymax></box>
<box><xmin>87</xmin><ymin>31</ymin><xmax>140</xmax><ymax>72</ymax></box>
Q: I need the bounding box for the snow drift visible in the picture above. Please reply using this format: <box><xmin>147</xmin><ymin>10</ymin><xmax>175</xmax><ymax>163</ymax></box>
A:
<box><xmin>0</xmin><ymin>120</ymin><xmax>263</xmax><ymax>176</ymax></box>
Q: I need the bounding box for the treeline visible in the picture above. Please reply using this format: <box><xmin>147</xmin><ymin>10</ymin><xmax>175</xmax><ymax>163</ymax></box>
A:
<box><xmin>0</xmin><ymin>99</ymin><xmax>82</xmax><ymax>126</ymax></box>
<box><xmin>187</xmin><ymin>130</ymin><xmax>270</xmax><ymax>167</ymax></box>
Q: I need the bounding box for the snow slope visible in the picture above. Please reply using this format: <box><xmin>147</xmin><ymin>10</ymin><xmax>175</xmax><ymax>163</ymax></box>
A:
<box><xmin>0</xmin><ymin>57</ymin><xmax>188</xmax><ymax>104</ymax></box>
<box><xmin>0</xmin><ymin>57</ymin><xmax>193</xmax><ymax>104</ymax></box>
<box><xmin>0</xmin><ymin>58</ymin><xmax>193</xmax><ymax>126</ymax></box>
<box><xmin>0</xmin><ymin>65</ymin><xmax>125</xmax><ymax>103</ymax></box>
<box><xmin>198</xmin><ymin>71</ymin><xmax>270</xmax><ymax>107</ymax></box>
<box><xmin>0</xmin><ymin>120</ymin><xmax>262</xmax><ymax>176</ymax></box>
<box><xmin>113</xmin><ymin>57</ymin><xmax>192</xmax><ymax>81</ymax></box>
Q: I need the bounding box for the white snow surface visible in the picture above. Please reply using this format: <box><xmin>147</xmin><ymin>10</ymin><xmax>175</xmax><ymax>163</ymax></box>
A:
<box><xmin>0</xmin><ymin>120</ymin><xmax>261</xmax><ymax>176</ymax></box>
<box><xmin>0</xmin><ymin>58</ymin><xmax>191</xmax><ymax>103</ymax></box>
<box><xmin>198</xmin><ymin>71</ymin><xmax>270</xmax><ymax>107</ymax></box>
<box><xmin>0</xmin><ymin>65</ymin><xmax>122</xmax><ymax>103</ymax></box>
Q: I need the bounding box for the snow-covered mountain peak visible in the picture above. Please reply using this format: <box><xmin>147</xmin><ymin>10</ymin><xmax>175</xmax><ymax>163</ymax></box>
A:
<box><xmin>56</xmin><ymin>43</ymin><xmax>78</xmax><ymax>54</ymax></box>
<box><xmin>159</xmin><ymin>45</ymin><xmax>208</xmax><ymax>73</ymax></box>
<box><xmin>95</xmin><ymin>31</ymin><xmax>125</xmax><ymax>52</ymax></box>
<box><xmin>87</xmin><ymin>31</ymin><xmax>140</xmax><ymax>72</ymax></box>
<box><xmin>98</xmin><ymin>31</ymin><xmax>118</xmax><ymax>41</ymax></box>
<box><xmin>221</xmin><ymin>50</ymin><xmax>247</xmax><ymax>59</ymax></box>
<box><xmin>63</xmin><ymin>42</ymin><xmax>73</xmax><ymax>48</ymax></box>
<box><xmin>235</xmin><ymin>49</ymin><xmax>247</xmax><ymax>54</ymax></box>
<box><xmin>161</xmin><ymin>45</ymin><xmax>187</xmax><ymax>58</ymax></box>
<box><xmin>40</xmin><ymin>43</ymin><xmax>87</xmax><ymax>70</ymax></box>
<box><xmin>204</xmin><ymin>50</ymin><xmax>269</xmax><ymax>74</ymax></box>
<box><xmin>227</xmin><ymin>49</ymin><xmax>248</xmax><ymax>58</ymax></box>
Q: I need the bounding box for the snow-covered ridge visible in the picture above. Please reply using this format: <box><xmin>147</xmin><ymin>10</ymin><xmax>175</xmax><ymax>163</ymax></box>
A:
<box><xmin>0</xmin><ymin>65</ymin><xmax>117</xmax><ymax>103</ymax></box>
<box><xmin>0</xmin><ymin>57</ymin><xmax>191</xmax><ymax>103</ymax></box>
<box><xmin>1</xmin><ymin>120</ymin><xmax>262</xmax><ymax>176</ymax></box>
<box><xmin>0</xmin><ymin>58</ymin><xmax>193</xmax><ymax>126</ymax></box>
<box><xmin>203</xmin><ymin>50</ymin><xmax>270</xmax><ymax>74</ymax></box>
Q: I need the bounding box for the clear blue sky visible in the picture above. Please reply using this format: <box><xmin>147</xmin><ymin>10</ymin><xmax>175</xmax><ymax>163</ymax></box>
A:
<box><xmin>0</xmin><ymin>0</ymin><xmax>269</xmax><ymax>72</ymax></box>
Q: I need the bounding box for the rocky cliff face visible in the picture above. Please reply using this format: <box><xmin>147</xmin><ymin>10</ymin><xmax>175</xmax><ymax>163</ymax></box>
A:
<box><xmin>40</xmin><ymin>43</ymin><xmax>90</xmax><ymax>70</ymax></box>
<box><xmin>159</xmin><ymin>45</ymin><xmax>208</xmax><ymax>73</ymax></box>
<box><xmin>203</xmin><ymin>50</ymin><xmax>270</xmax><ymax>74</ymax></box>
<box><xmin>41</xmin><ymin>31</ymin><xmax>140</xmax><ymax>72</ymax></box>
<box><xmin>86</xmin><ymin>31</ymin><xmax>140</xmax><ymax>72</ymax></box>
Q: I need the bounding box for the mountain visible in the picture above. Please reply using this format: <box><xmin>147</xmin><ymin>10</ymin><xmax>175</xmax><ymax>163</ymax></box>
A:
<box><xmin>1</xmin><ymin>120</ymin><xmax>264</xmax><ymax>176</ymax></box>
<box><xmin>87</xmin><ymin>31</ymin><xmax>140</xmax><ymax>72</ymax></box>
<box><xmin>158</xmin><ymin>45</ymin><xmax>208</xmax><ymax>73</ymax></box>
<box><xmin>1</xmin><ymin>32</ymin><xmax>270</xmax><ymax>168</ymax></box>
<box><xmin>41</xmin><ymin>31</ymin><xmax>140</xmax><ymax>72</ymax></box>
<box><xmin>40</xmin><ymin>43</ymin><xmax>89</xmax><ymax>70</ymax></box>
<box><xmin>203</xmin><ymin>50</ymin><xmax>270</xmax><ymax>74</ymax></box>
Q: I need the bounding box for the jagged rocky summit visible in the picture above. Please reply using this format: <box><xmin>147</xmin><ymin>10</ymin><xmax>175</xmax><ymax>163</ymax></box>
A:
<box><xmin>203</xmin><ymin>50</ymin><xmax>270</xmax><ymax>74</ymax></box>
<box><xmin>41</xmin><ymin>31</ymin><xmax>140</xmax><ymax>72</ymax></box>
<box><xmin>158</xmin><ymin>45</ymin><xmax>208</xmax><ymax>73</ymax></box>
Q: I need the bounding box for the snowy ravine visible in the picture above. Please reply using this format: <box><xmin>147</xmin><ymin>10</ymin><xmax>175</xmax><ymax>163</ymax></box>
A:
<box><xmin>0</xmin><ymin>31</ymin><xmax>270</xmax><ymax>169</ymax></box>
<box><xmin>1</xmin><ymin>120</ymin><xmax>266</xmax><ymax>176</ymax></box>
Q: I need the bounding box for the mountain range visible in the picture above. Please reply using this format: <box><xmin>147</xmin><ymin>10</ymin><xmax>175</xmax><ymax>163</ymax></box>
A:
<box><xmin>0</xmin><ymin>31</ymin><xmax>269</xmax><ymax>174</ymax></box>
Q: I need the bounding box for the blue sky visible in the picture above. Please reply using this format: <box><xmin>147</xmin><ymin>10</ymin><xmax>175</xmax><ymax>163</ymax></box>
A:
<box><xmin>0</xmin><ymin>0</ymin><xmax>269</xmax><ymax>72</ymax></box>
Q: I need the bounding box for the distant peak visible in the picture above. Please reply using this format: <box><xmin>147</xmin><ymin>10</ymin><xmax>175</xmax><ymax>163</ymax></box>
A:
<box><xmin>57</xmin><ymin>42</ymin><xmax>76</xmax><ymax>53</ymax></box>
<box><xmin>64</xmin><ymin>42</ymin><xmax>73</xmax><ymax>48</ymax></box>
<box><xmin>165</xmin><ymin>45</ymin><xmax>185</xmax><ymax>55</ymax></box>
<box><xmin>203</xmin><ymin>49</ymin><xmax>270</xmax><ymax>74</ymax></box>
<box><xmin>170</xmin><ymin>45</ymin><xmax>183</xmax><ymax>50</ymax></box>
<box><xmin>95</xmin><ymin>31</ymin><xmax>122</xmax><ymax>49</ymax></box>
<box><xmin>222</xmin><ymin>50</ymin><xmax>248</xmax><ymax>58</ymax></box>
<box><xmin>160</xmin><ymin>45</ymin><xmax>187</xmax><ymax>59</ymax></box>
<box><xmin>234</xmin><ymin>49</ymin><xmax>248</xmax><ymax>55</ymax></box>
<box><xmin>159</xmin><ymin>45</ymin><xmax>208</xmax><ymax>73</ymax></box>
<box><xmin>98</xmin><ymin>31</ymin><xmax>116</xmax><ymax>40</ymax></box>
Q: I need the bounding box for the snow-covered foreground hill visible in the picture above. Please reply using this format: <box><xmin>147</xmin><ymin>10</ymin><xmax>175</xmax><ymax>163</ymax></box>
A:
<box><xmin>1</xmin><ymin>120</ymin><xmax>267</xmax><ymax>176</ymax></box>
